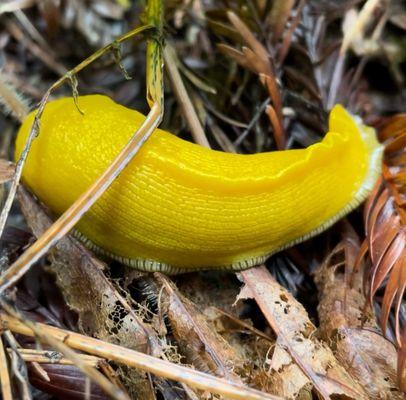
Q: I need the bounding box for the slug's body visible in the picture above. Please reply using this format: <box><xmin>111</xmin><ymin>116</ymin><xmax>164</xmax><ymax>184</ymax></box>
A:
<box><xmin>15</xmin><ymin>95</ymin><xmax>383</xmax><ymax>273</ymax></box>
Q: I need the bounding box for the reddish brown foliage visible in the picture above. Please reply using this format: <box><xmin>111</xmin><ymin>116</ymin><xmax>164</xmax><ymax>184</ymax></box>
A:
<box><xmin>361</xmin><ymin>115</ymin><xmax>406</xmax><ymax>390</ymax></box>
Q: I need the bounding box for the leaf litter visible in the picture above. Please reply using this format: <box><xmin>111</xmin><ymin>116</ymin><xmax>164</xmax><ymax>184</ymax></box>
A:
<box><xmin>0</xmin><ymin>0</ymin><xmax>405</xmax><ymax>399</ymax></box>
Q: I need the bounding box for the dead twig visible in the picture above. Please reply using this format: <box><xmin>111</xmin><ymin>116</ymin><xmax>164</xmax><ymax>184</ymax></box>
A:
<box><xmin>0</xmin><ymin>0</ymin><xmax>35</xmax><ymax>14</ymax></box>
<box><xmin>1</xmin><ymin>302</ymin><xmax>131</xmax><ymax>400</ymax></box>
<box><xmin>7</xmin><ymin>348</ymin><xmax>100</xmax><ymax>366</ymax></box>
<box><xmin>0</xmin><ymin>335</ymin><xmax>12</xmax><ymax>400</ymax></box>
<box><xmin>164</xmin><ymin>44</ymin><xmax>210</xmax><ymax>148</ymax></box>
<box><xmin>0</xmin><ymin>311</ymin><xmax>282</xmax><ymax>400</ymax></box>
<box><xmin>3</xmin><ymin>329</ymin><xmax>50</xmax><ymax>383</ymax></box>
<box><xmin>2</xmin><ymin>331</ymin><xmax>32</xmax><ymax>399</ymax></box>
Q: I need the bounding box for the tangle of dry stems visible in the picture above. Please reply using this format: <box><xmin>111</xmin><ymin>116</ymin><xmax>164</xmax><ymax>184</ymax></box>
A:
<box><xmin>218</xmin><ymin>11</ymin><xmax>285</xmax><ymax>150</ymax></box>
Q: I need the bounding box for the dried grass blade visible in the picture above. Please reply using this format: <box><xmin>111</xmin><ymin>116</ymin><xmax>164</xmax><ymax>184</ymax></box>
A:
<box><xmin>0</xmin><ymin>335</ymin><xmax>12</xmax><ymax>400</ymax></box>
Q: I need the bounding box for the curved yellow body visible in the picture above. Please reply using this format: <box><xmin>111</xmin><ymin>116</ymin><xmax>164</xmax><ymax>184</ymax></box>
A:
<box><xmin>15</xmin><ymin>95</ymin><xmax>383</xmax><ymax>273</ymax></box>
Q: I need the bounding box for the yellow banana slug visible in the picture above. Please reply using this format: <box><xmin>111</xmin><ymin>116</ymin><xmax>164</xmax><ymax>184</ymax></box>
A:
<box><xmin>15</xmin><ymin>95</ymin><xmax>383</xmax><ymax>273</ymax></box>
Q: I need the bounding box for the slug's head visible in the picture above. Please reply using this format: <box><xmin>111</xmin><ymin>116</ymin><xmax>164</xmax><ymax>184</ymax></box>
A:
<box><xmin>328</xmin><ymin>104</ymin><xmax>383</xmax><ymax>201</ymax></box>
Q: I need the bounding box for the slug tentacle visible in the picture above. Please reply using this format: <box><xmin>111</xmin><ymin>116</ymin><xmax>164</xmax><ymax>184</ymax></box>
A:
<box><xmin>15</xmin><ymin>95</ymin><xmax>383</xmax><ymax>273</ymax></box>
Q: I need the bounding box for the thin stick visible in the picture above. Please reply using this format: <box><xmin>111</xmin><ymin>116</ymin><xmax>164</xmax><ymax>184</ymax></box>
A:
<box><xmin>2</xmin><ymin>332</ymin><xmax>31</xmax><ymax>399</ymax></box>
<box><xmin>233</xmin><ymin>98</ymin><xmax>270</xmax><ymax>147</ymax></box>
<box><xmin>0</xmin><ymin>336</ymin><xmax>12</xmax><ymax>400</ymax></box>
<box><xmin>37</xmin><ymin>330</ymin><xmax>130</xmax><ymax>400</ymax></box>
<box><xmin>0</xmin><ymin>0</ymin><xmax>34</xmax><ymax>14</ymax></box>
<box><xmin>1</xmin><ymin>304</ymin><xmax>129</xmax><ymax>400</ymax></box>
<box><xmin>266</xmin><ymin>104</ymin><xmax>284</xmax><ymax>150</ymax></box>
<box><xmin>163</xmin><ymin>45</ymin><xmax>211</xmax><ymax>148</ymax></box>
<box><xmin>0</xmin><ymin>312</ymin><xmax>281</xmax><ymax>400</ymax></box>
<box><xmin>14</xmin><ymin>9</ymin><xmax>55</xmax><ymax>55</ymax></box>
<box><xmin>3</xmin><ymin>329</ymin><xmax>50</xmax><ymax>382</ymax></box>
<box><xmin>7</xmin><ymin>348</ymin><xmax>101</xmax><ymax>366</ymax></box>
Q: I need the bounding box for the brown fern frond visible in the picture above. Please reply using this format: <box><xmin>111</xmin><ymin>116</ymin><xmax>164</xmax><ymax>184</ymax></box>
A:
<box><xmin>361</xmin><ymin>115</ymin><xmax>406</xmax><ymax>391</ymax></box>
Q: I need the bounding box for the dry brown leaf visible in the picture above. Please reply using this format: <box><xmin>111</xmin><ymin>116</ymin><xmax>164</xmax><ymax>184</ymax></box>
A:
<box><xmin>315</xmin><ymin>227</ymin><xmax>404</xmax><ymax>399</ymax></box>
<box><xmin>17</xmin><ymin>186</ymin><xmax>158</xmax><ymax>399</ymax></box>
<box><xmin>237</xmin><ymin>266</ymin><xmax>368</xmax><ymax>400</ymax></box>
<box><xmin>144</xmin><ymin>273</ymin><xmax>246</xmax><ymax>383</ymax></box>
<box><xmin>171</xmin><ymin>272</ymin><xmax>280</xmax><ymax>395</ymax></box>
